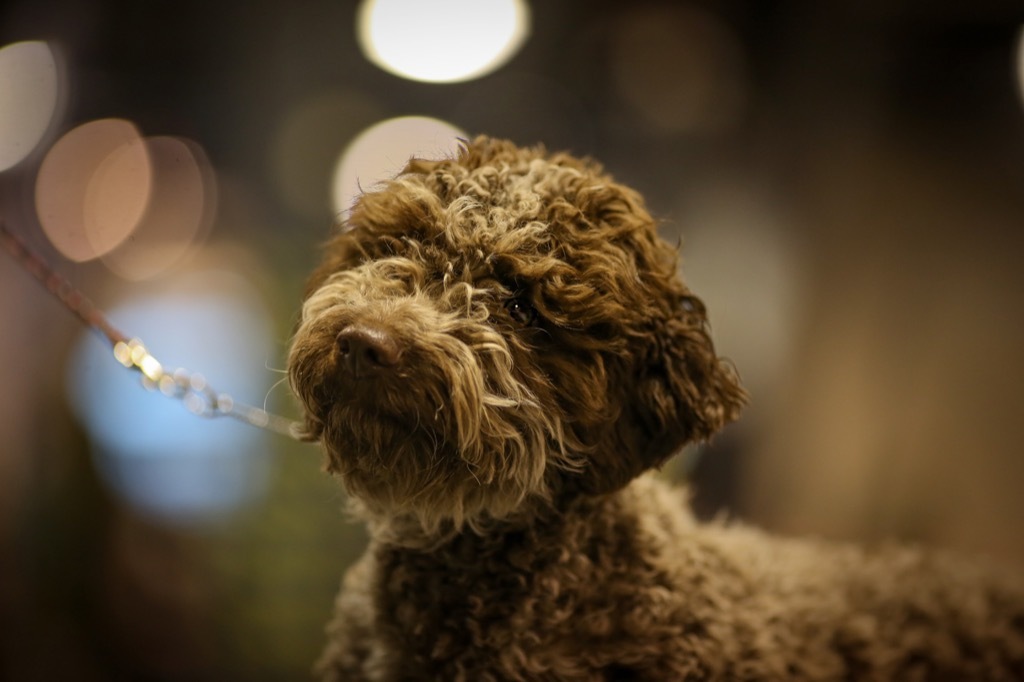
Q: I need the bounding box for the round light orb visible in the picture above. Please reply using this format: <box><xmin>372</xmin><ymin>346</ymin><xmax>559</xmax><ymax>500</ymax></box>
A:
<box><xmin>357</xmin><ymin>0</ymin><xmax>530</xmax><ymax>83</ymax></box>
<box><xmin>0</xmin><ymin>40</ymin><xmax>62</xmax><ymax>172</ymax></box>
<box><xmin>331</xmin><ymin>115</ymin><xmax>465</xmax><ymax>215</ymax></box>
<box><xmin>35</xmin><ymin>119</ymin><xmax>151</xmax><ymax>262</ymax></box>
<box><xmin>610</xmin><ymin>5</ymin><xmax>746</xmax><ymax>135</ymax></box>
<box><xmin>270</xmin><ymin>90</ymin><xmax>383</xmax><ymax>220</ymax></box>
<box><xmin>1016</xmin><ymin>25</ymin><xmax>1024</xmax><ymax>110</ymax></box>
<box><xmin>102</xmin><ymin>136</ymin><xmax>217</xmax><ymax>281</ymax></box>
<box><xmin>67</xmin><ymin>269</ymin><xmax>275</xmax><ymax>525</ymax></box>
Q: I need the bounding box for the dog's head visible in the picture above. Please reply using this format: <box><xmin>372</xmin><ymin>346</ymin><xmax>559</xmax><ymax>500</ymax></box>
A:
<box><xmin>288</xmin><ymin>136</ymin><xmax>745</xmax><ymax>538</ymax></box>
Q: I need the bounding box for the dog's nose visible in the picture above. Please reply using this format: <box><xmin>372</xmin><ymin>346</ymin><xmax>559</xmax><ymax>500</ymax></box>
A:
<box><xmin>336</xmin><ymin>324</ymin><xmax>403</xmax><ymax>377</ymax></box>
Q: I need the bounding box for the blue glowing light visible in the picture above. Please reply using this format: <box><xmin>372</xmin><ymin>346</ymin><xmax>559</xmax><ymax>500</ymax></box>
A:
<box><xmin>68</xmin><ymin>270</ymin><xmax>278</xmax><ymax>525</ymax></box>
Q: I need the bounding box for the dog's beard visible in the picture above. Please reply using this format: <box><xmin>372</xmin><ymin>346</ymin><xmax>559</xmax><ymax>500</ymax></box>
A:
<box><xmin>288</xmin><ymin>280</ymin><xmax>573</xmax><ymax>541</ymax></box>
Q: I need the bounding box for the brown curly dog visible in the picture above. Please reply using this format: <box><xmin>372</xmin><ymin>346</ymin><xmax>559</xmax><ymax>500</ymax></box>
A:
<box><xmin>288</xmin><ymin>136</ymin><xmax>1024</xmax><ymax>680</ymax></box>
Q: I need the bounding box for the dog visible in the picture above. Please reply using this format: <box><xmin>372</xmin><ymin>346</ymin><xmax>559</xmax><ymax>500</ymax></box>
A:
<box><xmin>288</xmin><ymin>136</ymin><xmax>1024</xmax><ymax>680</ymax></box>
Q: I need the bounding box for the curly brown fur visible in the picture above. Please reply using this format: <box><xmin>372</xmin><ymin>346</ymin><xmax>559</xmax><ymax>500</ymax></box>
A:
<box><xmin>289</xmin><ymin>137</ymin><xmax>1024</xmax><ymax>680</ymax></box>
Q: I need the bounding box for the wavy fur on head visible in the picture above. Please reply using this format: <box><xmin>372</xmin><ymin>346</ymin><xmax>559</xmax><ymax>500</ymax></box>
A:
<box><xmin>289</xmin><ymin>136</ymin><xmax>744</xmax><ymax>542</ymax></box>
<box><xmin>289</xmin><ymin>137</ymin><xmax>1024</xmax><ymax>680</ymax></box>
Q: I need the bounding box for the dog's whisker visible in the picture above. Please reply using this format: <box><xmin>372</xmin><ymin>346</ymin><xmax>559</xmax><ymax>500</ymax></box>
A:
<box><xmin>263</xmin><ymin>360</ymin><xmax>288</xmax><ymax>374</ymax></box>
<box><xmin>263</xmin><ymin>375</ymin><xmax>291</xmax><ymax>412</ymax></box>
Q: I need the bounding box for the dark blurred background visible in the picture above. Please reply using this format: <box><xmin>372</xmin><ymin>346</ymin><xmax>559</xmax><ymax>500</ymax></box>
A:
<box><xmin>1</xmin><ymin>0</ymin><xmax>1023</xmax><ymax>678</ymax></box>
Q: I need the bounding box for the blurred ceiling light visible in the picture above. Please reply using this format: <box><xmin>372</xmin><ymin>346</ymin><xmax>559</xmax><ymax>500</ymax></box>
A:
<box><xmin>35</xmin><ymin>119</ymin><xmax>151</xmax><ymax>262</ymax></box>
<box><xmin>357</xmin><ymin>0</ymin><xmax>530</xmax><ymax>83</ymax></box>
<box><xmin>103</xmin><ymin>136</ymin><xmax>217</xmax><ymax>280</ymax></box>
<box><xmin>0</xmin><ymin>40</ymin><xmax>63</xmax><ymax>172</ymax></box>
<box><xmin>68</xmin><ymin>269</ymin><xmax>274</xmax><ymax>525</ymax></box>
<box><xmin>332</xmin><ymin>115</ymin><xmax>465</xmax><ymax>215</ymax></box>
<box><xmin>1016</xmin><ymin>25</ymin><xmax>1024</xmax><ymax>110</ymax></box>
<box><xmin>610</xmin><ymin>4</ymin><xmax>746</xmax><ymax>135</ymax></box>
<box><xmin>270</xmin><ymin>90</ymin><xmax>383</xmax><ymax>221</ymax></box>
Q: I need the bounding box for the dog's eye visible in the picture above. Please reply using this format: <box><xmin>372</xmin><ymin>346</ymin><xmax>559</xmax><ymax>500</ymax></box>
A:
<box><xmin>681</xmin><ymin>294</ymin><xmax>705</xmax><ymax>317</ymax></box>
<box><xmin>504</xmin><ymin>296</ymin><xmax>537</xmax><ymax>326</ymax></box>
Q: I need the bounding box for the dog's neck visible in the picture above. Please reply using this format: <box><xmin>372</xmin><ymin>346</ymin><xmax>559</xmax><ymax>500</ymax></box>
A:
<box><xmin>361</xmin><ymin>483</ymin><xmax>619</xmax><ymax>555</ymax></box>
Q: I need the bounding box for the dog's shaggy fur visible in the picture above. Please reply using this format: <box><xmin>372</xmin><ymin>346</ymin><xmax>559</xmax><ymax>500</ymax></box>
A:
<box><xmin>289</xmin><ymin>137</ymin><xmax>1024</xmax><ymax>680</ymax></box>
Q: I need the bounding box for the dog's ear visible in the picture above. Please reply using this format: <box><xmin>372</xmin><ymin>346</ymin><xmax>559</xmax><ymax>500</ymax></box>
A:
<box><xmin>641</xmin><ymin>292</ymin><xmax>746</xmax><ymax>444</ymax></box>
<box><xmin>584</xmin><ymin>292</ymin><xmax>747</xmax><ymax>496</ymax></box>
<box><xmin>547</xmin><ymin>178</ymin><xmax>746</xmax><ymax>495</ymax></box>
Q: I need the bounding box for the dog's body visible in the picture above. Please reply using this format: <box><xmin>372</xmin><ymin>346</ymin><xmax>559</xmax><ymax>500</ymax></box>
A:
<box><xmin>289</xmin><ymin>137</ymin><xmax>1024</xmax><ymax>680</ymax></box>
<box><xmin>316</xmin><ymin>476</ymin><xmax>1023</xmax><ymax>680</ymax></box>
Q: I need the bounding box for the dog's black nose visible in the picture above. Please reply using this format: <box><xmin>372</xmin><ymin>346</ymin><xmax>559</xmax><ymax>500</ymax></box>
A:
<box><xmin>336</xmin><ymin>325</ymin><xmax>403</xmax><ymax>377</ymax></box>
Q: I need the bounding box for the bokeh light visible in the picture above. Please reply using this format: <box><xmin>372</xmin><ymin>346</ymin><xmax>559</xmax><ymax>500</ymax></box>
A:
<box><xmin>357</xmin><ymin>0</ymin><xmax>530</xmax><ymax>83</ymax></box>
<box><xmin>1016</xmin><ymin>25</ymin><xmax>1024</xmax><ymax>110</ymax></box>
<box><xmin>35</xmin><ymin>119</ymin><xmax>151</xmax><ymax>262</ymax></box>
<box><xmin>331</xmin><ymin>115</ymin><xmax>465</xmax><ymax>215</ymax></box>
<box><xmin>34</xmin><ymin>122</ymin><xmax>215</xmax><ymax>277</ymax></box>
<box><xmin>68</xmin><ymin>269</ymin><xmax>275</xmax><ymax>525</ymax></box>
<box><xmin>610</xmin><ymin>4</ymin><xmax>746</xmax><ymax>135</ymax></box>
<box><xmin>0</xmin><ymin>40</ymin><xmax>62</xmax><ymax>172</ymax></box>
<box><xmin>270</xmin><ymin>90</ymin><xmax>383</xmax><ymax>221</ymax></box>
<box><xmin>102</xmin><ymin>136</ymin><xmax>217</xmax><ymax>280</ymax></box>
